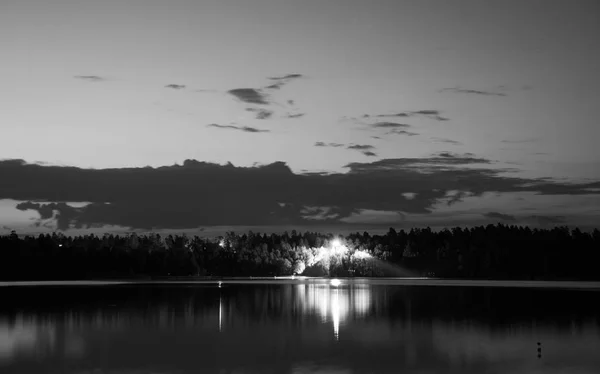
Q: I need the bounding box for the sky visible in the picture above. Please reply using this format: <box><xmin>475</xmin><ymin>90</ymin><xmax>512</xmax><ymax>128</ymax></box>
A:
<box><xmin>1</xmin><ymin>0</ymin><xmax>599</xmax><ymax>235</ymax></box>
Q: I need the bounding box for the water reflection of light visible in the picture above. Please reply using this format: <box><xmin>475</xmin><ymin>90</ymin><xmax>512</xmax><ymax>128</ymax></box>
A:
<box><xmin>315</xmin><ymin>286</ymin><xmax>329</xmax><ymax>322</ymax></box>
<box><xmin>0</xmin><ymin>315</ymin><xmax>56</xmax><ymax>364</ymax></box>
<box><xmin>330</xmin><ymin>279</ymin><xmax>341</xmax><ymax>287</ymax></box>
<box><xmin>332</xmin><ymin>289</ymin><xmax>340</xmax><ymax>340</ymax></box>
<box><xmin>296</xmin><ymin>283</ymin><xmax>372</xmax><ymax>340</ymax></box>
<box><xmin>219</xmin><ymin>295</ymin><xmax>223</xmax><ymax>332</ymax></box>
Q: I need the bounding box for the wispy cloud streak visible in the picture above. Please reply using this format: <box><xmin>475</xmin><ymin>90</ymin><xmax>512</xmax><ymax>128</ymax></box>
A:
<box><xmin>74</xmin><ymin>75</ymin><xmax>104</xmax><ymax>82</ymax></box>
<box><xmin>165</xmin><ymin>84</ymin><xmax>186</xmax><ymax>89</ymax></box>
<box><xmin>207</xmin><ymin>124</ymin><xmax>270</xmax><ymax>133</ymax></box>
<box><xmin>440</xmin><ymin>87</ymin><xmax>507</xmax><ymax>97</ymax></box>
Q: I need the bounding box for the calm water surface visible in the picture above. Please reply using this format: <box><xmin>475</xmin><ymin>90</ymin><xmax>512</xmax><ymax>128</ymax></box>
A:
<box><xmin>1</xmin><ymin>280</ymin><xmax>599</xmax><ymax>374</ymax></box>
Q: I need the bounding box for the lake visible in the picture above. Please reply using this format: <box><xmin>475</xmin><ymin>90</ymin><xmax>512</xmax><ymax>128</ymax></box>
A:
<box><xmin>1</xmin><ymin>279</ymin><xmax>599</xmax><ymax>374</ymax></box>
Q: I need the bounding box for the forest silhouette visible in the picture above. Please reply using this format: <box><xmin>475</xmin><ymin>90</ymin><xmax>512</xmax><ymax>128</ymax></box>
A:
<box><xmin>0</xmin><ymin>224</ymin><xmax>599</xmax><ymax>281</ymax></box>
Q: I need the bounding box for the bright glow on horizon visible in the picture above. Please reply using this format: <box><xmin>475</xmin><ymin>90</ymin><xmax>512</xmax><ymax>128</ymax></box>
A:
<box><xmin>330</xmin><ymin>279</ymin><xmax>341</xmax><ymax>287</ymax></box>
<box><xmin>353</xmin><ymin>250</ymin><xmax>371</xmax><ymax>260</ymax></box>
<box><xmin>299</xmin><ymin>241</ymin><xmax>373</xmax><ymax>275</ymax></box>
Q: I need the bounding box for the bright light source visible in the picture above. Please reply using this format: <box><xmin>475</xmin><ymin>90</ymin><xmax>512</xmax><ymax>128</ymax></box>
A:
<box><xmin>218</xmin><ymin>281</ymin><xmax>222</xmax><ymax>288</ymax></box>
<box><xmin>218</xmin><ymin>239</ymin><xmax>225</xmax><ymax>248</ymax></box>
<box><xmin>330</xmin><ymin>279</ymin><xmax>341</xmax><ymax>287</ymax></box>
<box><xmin>58</xmin><ymin>244</ymin><xmax>63</xmax><ymax>247</ymax></box>
<box><xmin>331</xmin><ymin>239</ymin><xmax>341</xmax><ymax>248</ymax></box>
<box><xmin>353</xmin><ymin>250</ymin><xmax>371</xmax><ymax>259</ymax></box>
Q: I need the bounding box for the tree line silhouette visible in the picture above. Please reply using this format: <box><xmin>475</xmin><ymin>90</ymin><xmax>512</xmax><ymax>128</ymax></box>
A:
<box><xmin>0</xmin><ymin>224</ymin><xmax>599</xmax><ymax>281</ymax></box>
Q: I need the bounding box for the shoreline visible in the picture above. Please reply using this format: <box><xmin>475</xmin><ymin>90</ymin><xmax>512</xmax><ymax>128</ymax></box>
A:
<box><xmin>1</xmin><ymin>278</ymin><xmax>600</xmax><ymax>289</ymax></box>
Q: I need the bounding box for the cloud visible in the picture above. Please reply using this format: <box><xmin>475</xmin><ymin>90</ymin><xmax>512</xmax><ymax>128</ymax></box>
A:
<box><xmin>370</xmin><ymin>122</ymin><xmax>411</xmax><ymax>129</ymax></box>
<box><xmin>347</xmin><ymin>144</ymin><xmax>378</xmax><ymax>157</ymax></box>
<box><xmin>347</xmin><ymin>111</ymin><xmax>449</xmax><ymax>127</ymax></box>
<box><xmin>264</xmin><ymin>74</ymin><xmax>303</xmax><ymax>90</ymax></box>
<box><xmin>347</xmin><ymin>144</ymin><xmax>375</xmax><ymax>150</ymax></box>
<box><xmin>285</xmin><ymin>113</ymin><xmax>305</xmax><ymax>119</ymax></box>
<box><xmin>373</xmin><ymin>113</ymin><xmax>409</xmax><ymax>118</ymax></box>
<box><xmin>228</xmin><ymin>88</ymin><xmax>269</xmax><ymax>105</ymax></box>
<box><xmin>440</xmin><ymin>87</ymin><xmax>507</xmax><ymax>97</ymax></box>
<box><xmin>269</xmin><ymin>74</ymin><xmax>303</xmax><ymax>80</ymax></box>
<box><xmin>386</xmin><ymin>129</ymin><xmax>419</xmax><ymax>136</ymax></box>
<box><xmin>300</xmin><ymin>171</ymin><xmax>333</xmax><ymax>176</ymax></box>
<box><xmin>437</xmin><ymin>152</ymin><xmax>455</xmax><ymax>158</ymax></box>
<box><xmin>207</xmin><ymin>124</ymin><xmax>270</xmax><ymax>133</ymax></box>
<box><xmin>246</xmin><ymin>108</ymin><xmax>273</xmax><ymax>120</ymax></box>
<box><xmin>74</xmin><ymin>75</ymin><xmax>104</xmax><ymax>82</ymax></box>
<box><xmin>256</xmin><ymin>110</ymin><xmax>272</xmax><ymax>120</ymax></box>
<box><xmin>15</xmin><ymin>202</ymin><xmax>83</xmax><ymax>230</ymax></box>
<box><xmin>265</xmin><ymin>83</ymin><xmax>283</xmax><ymax>90</ymax></box>
<box><xmin>342</xmin><ymin>152</ymin><xmax>493</xmax><ymax>173</ymax></box>
<box><xmin>315</xmin><ymin>142</ymin><xmax>345</xmax><ymax>147</ymax></box>
<box><xmin>407</xmin><ymin>110</ymin><xmax>449</xmax><ymax>121</ymax></box>
<box><xmin>411</xmin><ymin>110</ymin><xmax>440</xmax><ymax>116</ymax></box>
<box><xmin>2</xmin><ymin>157</ymin><xmax>598</xmax><ymax>230</ymax></box>
<box><xmin>373</xmin><ymin>110</ymin><xmax>449</xmax><ymax>121</ymax></box>
<box><xmin>300</xmin><ymin>206</ymin><xmax>341</xmax><ymax>221</ymax></box>
<box><xmin>444</xmin><ymin>190</ymin><xmax>473</xmax><ymax>206</ymax></box>
<box><xmin>165</xmin><ymin>84</ymin><xmax>186</xmax><ymax>90</ymax></box>
<box><xmin>431</xmin><ymin>137</ymin><xmax>463</xmax><ymax>145</ymax></box>
<box><xmin>483</xmin><ymin>212</ymin><xmax>517</xmax><ymax>221</ymax></box>
<box><xmin>287</xmin><ymin>100</ymin><xmax>295</xmax><ymax>106</ymax></box>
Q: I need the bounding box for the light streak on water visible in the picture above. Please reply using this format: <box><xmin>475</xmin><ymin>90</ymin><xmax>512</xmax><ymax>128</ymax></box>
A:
<box><xmin>332</xmin><ymin>288</ymin><xmax>340</xmax><ymax>341</ymax></box>
<box><xmin>218</xmin><ymin>292</ymin><xmax>223</xmax><ymax>332</ymax></box>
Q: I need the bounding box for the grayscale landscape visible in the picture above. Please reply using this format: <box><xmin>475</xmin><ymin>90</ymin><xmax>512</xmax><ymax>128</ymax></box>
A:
<box><xmin>1</xmin><ymin>0</ymin><xmax>599</xmax><ymax>373</ymax></box>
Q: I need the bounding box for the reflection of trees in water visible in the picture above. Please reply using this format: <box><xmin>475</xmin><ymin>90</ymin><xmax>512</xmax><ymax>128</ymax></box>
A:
<box><xmin>2</xmin><ymin>285</ymin><xmax>600</xmax><ymax>332</ymax></box>
<box><xmin>219</xmin><ymin>284</ymin><xmax>373</xmax><ymax>341</ymax></box>
<box><xmin>1</xmin><ymin>284</ymin><xmax>600</xmax><ymax>373</ymax></box>
<box><xmin>0</xmin><ymin>314</ymin><xmax>87</xmax><ymax>365</ymax></box>
<box><xmin>293</xmin><ymin>284</ymin><xmax>371</xmax><ymax>340</ymax></box>
<box><xmin>0</xmin><ymin>316</ymin><xmax>54</xmax><ymax>364</ymax></box>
